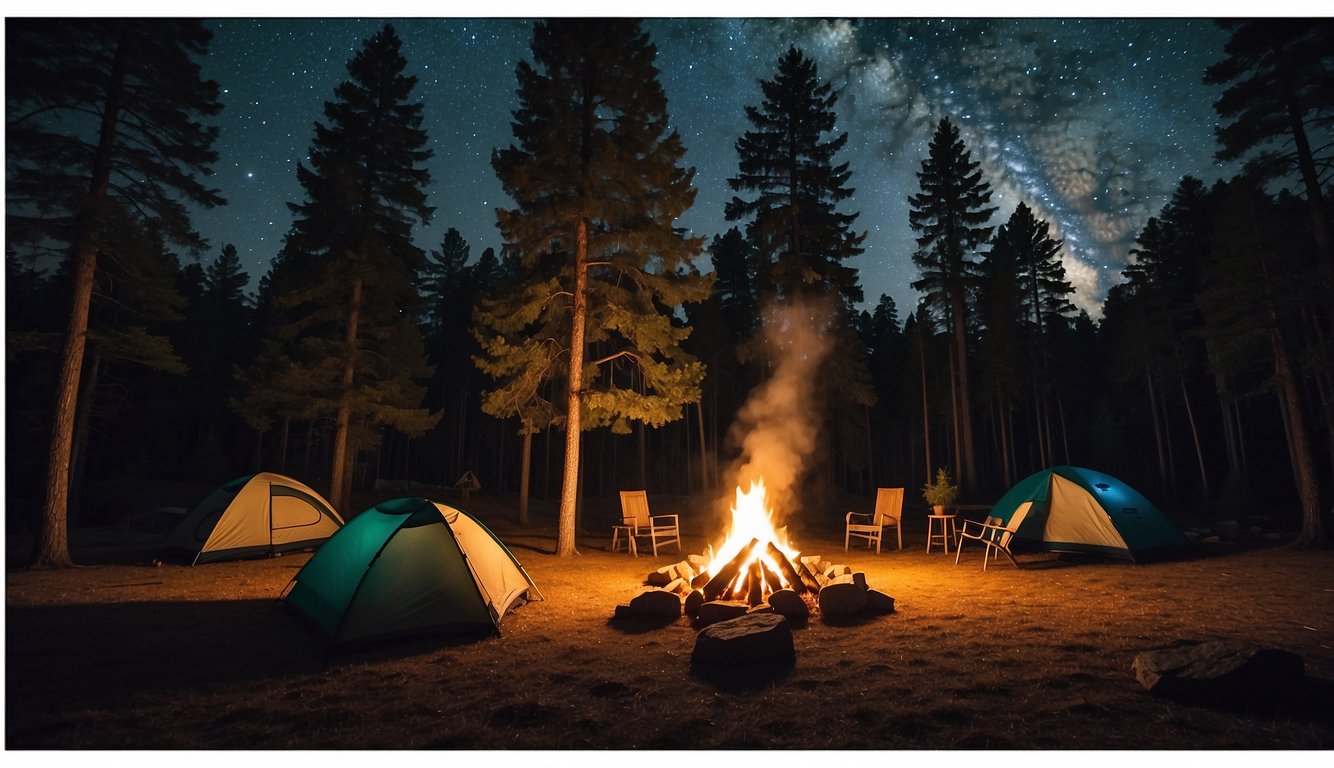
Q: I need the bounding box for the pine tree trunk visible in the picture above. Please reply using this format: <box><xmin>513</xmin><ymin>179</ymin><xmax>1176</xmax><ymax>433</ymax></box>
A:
<box><xmin>1178</xmin><ymin>368</ymin><xmax>1210</xmax><ymax>499</ymax></box>
<box><xmin>1042</xmin><ymin>398</ymin><xmax>1054</xmax><ymax>468</ymax></box>
<box><xmin>1220</xmin><ymin>386</ymin><xmax>1240</xmax><ymax>478</ymax></box>
<box><xmin>1161</xmin><ymin>387</ymin><xmax>1178</xmax><ymax>499</ymax></box>
<box><xmin>637</xmin><ymin>419</ymin><xmax>647</xmax><ymax>491</ymax></box>
<box><xmin>864</xmin><ymin>404</ymin><xmax>874</xmax><ymax>490</ymax></box>
<box><xmin>544</xmin><ymin>424</ymin><xmax>552</xmax><ymax>500</ymax></box>
<box><xmin>280</xmin><ymin>416</ymin><xmax>290</xmax><ymax>473</ymax></box>
<box><xmin>684</xmin><ymin>405</ymin><xmax>694</xmax><ymax>493</ymax></box>
<box><xmin>1284</xmin><ymin>90</ymin><xmax>1332</xmax><ymax>265</ymax></box>
<box><xmin>1032</xmin><ymin>380</ymin><xmax>1048</xmax><ymax>468</ymax></box>
<box><xmin>1146</xmin><ymin>365</ymin><xmax>1168</xmax><ymax>491</ymax></box>
<box><xmin>35</xmin><ymin>26</ymin><xmax>130</xmax><ymax>570</ymax></box>
<box><xmin>68</xmin><ymin>349</ymin><xmax>101</xmax><ymax>530</ymax></box>
<box><xmin>329</xmin><ymin>276</ymin><xmax>363</xmax><ymax>514</ymax></box>
<box><xmin>919</xmin><ymin>331</ymin><xmax>932</xmax><ymax>486</ymax></box>
<box><xmin>950</xmin><ymin>291</ymin><xmax>977</xmax><ymax>488</ymax></box>
<box><xmin>519</xmin><ymin>429</ymin><xmax>532</xmax><ymax>525</ymax></box>
<box><xmin>1264</xmin><ymin>296</ymin><xmax>1327</xmax><ymax>546</ymax></box>
<box><xmin>556</xmin><ymin>217</ymin><xmax>589</xmax><ymax>556</ymax></box>
<box><xmin>1058</xmin><ymin>394</ymin><xmax>1071</xmax><ymax>464</ymax></box>
<box><xmin>1234</xmin><ymin>399</ymin><xmax>1250</xmax><ymax>476</ymax></box>
<box><xmin>948</xmin><ymin>344</ymin><xmax>961</xmax><ymax>483</ymax></box>
<box><xmin>457</xmin><ymin>380</ymin><xmax>469</xmax><ymax>480</ymax></box>
<box><xmin>697</xmin><ymin>399</ymin><xmax>710</xmax><ymax>492</ymax></box>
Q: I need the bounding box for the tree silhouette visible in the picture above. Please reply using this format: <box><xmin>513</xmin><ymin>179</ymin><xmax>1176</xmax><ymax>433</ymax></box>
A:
<box><xmin>418</xmin><ymin>228</ymin><xmax>480</xmax><ymax>481</ymax></box>
<box><xmin>726</xmin><ymin>46</ymin><xmax>865</xmax><ymax>309</ymax></box>
<box><xmin>908</xmin><ymin>117</ymin><xmax>995</xmax><ymax>491</ymax></box>
<box><xmin>488</xmin><ymin>20</ymin><xmax>709</xmax><ymax>555</ymax></box>
<box><xmin>258</xmin><ymin>24</ymin><xmax>438</xmax><ymax>512</ymax></box>
<box><xmin>984</xmin><ymin>201</ymin><xmax>1074</xmax><ymax>474</ymax></box>
<box><xmin>1200</xmin><ymin>180</ymin><xmax>1327</xmax><ymax>547</ymax></box>
<box><xmin>6</xmin><ymin>20</ymin><xmax>224</xmax><ymax>567</ymax></box>
<box><xmin>1205</xmin><ymin>20</ymin><xmax>1334</xmax><ymax>265</ymax></box>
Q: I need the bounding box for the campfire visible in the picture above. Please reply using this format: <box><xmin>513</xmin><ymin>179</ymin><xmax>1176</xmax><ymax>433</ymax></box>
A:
<box><xmin>621</xmin><ymin>476</ymin><xmax>894</xmax><ymax>628</ymax></box>
<box><xmin>697</xmin><ymin>479</ymin><xmax>815</xmax><ymax>604</ymax></box>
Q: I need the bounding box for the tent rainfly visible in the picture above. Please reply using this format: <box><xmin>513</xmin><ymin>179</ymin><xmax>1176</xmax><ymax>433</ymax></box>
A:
<box><xmin>281</xmin><ymin>497</ymin><xmax>542</xmax><ymax>646</ymax></box>
<box><xmin>160</xmin><ymin>472</ymin><xmax>343</xmax><ymax>565</ymax></box>
<box><xmin>988</xmin><ymin>466</ymin><xmax>1188</xmax><ymax>561</ymax></box>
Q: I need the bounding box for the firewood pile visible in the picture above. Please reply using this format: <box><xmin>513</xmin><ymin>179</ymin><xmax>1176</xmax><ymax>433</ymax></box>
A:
<box><xmin>613</xmin><ymin>536</ymin><xmax>896</xmax><ymax>624</ymax></box>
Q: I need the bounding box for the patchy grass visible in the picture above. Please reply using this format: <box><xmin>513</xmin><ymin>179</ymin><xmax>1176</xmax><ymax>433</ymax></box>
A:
<box><xmin>6</xmin><ymin>493</ymin><xmax>1334</xmax><ymax>749</ymax></box>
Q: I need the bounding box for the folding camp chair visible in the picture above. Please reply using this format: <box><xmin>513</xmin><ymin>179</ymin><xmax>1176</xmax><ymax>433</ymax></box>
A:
<box><xmin>954</xmin><ymin>515</ymin><xmax>1022</xmax><ymax>570</ymax></box>
<box><xmin>615</xmin><ymin>490</ymin><xmax>681</xmax><ymax>557</ymax></box>
<box><xmin>845</xmin><ymin>487</ymin><xmax>904</xmax><ymax>553</ymax></box>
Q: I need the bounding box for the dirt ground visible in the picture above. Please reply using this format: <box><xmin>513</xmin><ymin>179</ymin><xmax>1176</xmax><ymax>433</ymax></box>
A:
<box><xmin>6</xmin><ymin>493</ymin><xmax>1334</xmax><ymax>750</ymax></box>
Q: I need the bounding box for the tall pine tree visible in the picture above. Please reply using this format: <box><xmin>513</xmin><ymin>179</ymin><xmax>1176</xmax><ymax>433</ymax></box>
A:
<box><xmin>984</xmin><ymin>201</ymin><xmax>1074</xmax><ymax>473</ymax></box>
<box><xmin>726</xmin><ymin>46</ymin><xmax>865</xmax><ymax>309</ymax></box>
<box><xmin>419</xmin><ymin>228</ymin><xmax>486</xmax><ymax>485</ymax></box>
<box><xmin>725</xmin><ymin>46</ymin><xmax>873</xmax><ymax>505</ymax></box>
<box><xmin>486</xmin><ymin>20</ymin><xmax>710</xmax><ymax>556</ymax></box>
<box><xmin>257</xmin><ymin>24</ymin><xmax>437</xmax><ymax>512</ymax></box>
<box><xmin>1200</xmin><ymin>180</ymin><xmax>1327</xmax><ymax>547</ymax></box>
<box><xmin>908</xmin><ymin>117</ymin><xmax>995</xmax><ymax>491</ymax></box>
<box><xmin>1205</xmin><ymin>20</ymin><xmax>1334</xmax><ymax>265</ymax></box>
<box><xmin>6</xmin><ymin>20</ymin><xmax>224</xmax><ymax>568</ymax></box>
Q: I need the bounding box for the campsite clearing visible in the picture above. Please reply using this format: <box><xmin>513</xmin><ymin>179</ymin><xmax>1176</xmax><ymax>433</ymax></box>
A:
<box><xmin>6</xmin><ymin>494</ymin><xmax>1334</xmax><ymax>749</ymax></box>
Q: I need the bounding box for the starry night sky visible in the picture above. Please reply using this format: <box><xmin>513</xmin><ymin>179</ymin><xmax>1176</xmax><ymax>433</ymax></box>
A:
<box><xmin>195</xmin><ymin>17</ymin><xmax>1233</xmax><ymax>318</ymax></box>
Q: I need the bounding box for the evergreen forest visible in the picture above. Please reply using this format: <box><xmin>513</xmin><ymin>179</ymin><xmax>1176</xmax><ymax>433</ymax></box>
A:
<box><xmin>7</xmin><ymin>19</ymin><xmax>1333</xmax><ymax>567</ymax></box>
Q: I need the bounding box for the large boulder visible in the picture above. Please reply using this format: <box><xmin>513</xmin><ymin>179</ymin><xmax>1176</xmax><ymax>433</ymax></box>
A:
<box><xmin>767</xmin><ymin>588</ymin><xmax>810</xmax><ymax>621</ymax></box>
<box><xmin>864</xmin><ymin>589</ymin><xmax>896</xmax><ymax>615</ymax></box>
<box><xmin>692</xmin><ymin>612</ymin><xmax>794</xmax><ymax>666</ymax></box>
<box><xmin>818</xmin><ymin>581</ymin><xmax>867</xmax><ymax>618</ymax></box>
<box><xmin>1132</xmin><ymin>641</ymin><xmax>1305</xmax><ymax>709</ymax></box>
<box><xmin>616</xmin><ymin>589</ymin><xmax>682</xmax><ymax>619</ymax></box>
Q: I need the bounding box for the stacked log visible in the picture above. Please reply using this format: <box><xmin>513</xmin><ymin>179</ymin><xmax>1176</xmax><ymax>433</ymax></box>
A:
<box><xmin>629</xmin><ymin>546</ymin><xmax>895</xmax><ymax>625</ymax></box>
<box><xmin>702</xmin><ymin>538</ymin><xmax>761</xmax><ymax>600</ymax></box>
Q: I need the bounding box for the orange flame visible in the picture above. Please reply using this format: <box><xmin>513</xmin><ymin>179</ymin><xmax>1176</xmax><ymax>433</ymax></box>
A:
<box><xmin>704</xmin><ymin>478</ymin><xmax>801</xmax><ymax>597</ymax></box>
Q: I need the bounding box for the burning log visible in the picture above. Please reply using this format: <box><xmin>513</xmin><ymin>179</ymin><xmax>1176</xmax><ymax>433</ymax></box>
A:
<box><xmin>796</xmin><ymin>559</ymin><xmax>825</xmax><ymax>592</ymax></box>
<box><xmin>765</xmin><ymin>542</ymin><xmax>807</xmax><ymax>594</ymax></box>
<box><xmin>684</xmin><ymin>589</ymin><xmax>705</xmax><ymax>618</ymax></box>
<box><xmin>759</xmin><ymin>560</ymin><xmax>783</xmax><ymax>594</ymax></box>
<box><xmin>746</xmin><ymin>562</ymin><xmax>763</xmax><ymax>607</ymax></box>
<box><xmin>703</xmin><ymin>538</ymin><xmax>761</xmax><ymax>601</ymax></box>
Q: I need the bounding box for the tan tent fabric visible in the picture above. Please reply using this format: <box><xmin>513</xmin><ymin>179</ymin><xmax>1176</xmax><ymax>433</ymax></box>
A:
<box><xmin>272</xmin><ymin>492</ymin><xmax>333</xmax><ymax>546</ymax></box>
<box><xmin>163</xmin><ymin>472</ymin><xmax>342</xmax><ymax>564</ymax></box>
<box><xmin>200</xmin><ymin>478</ymin><xmax>269</xmax><ymax>555</ymax></box>
<box><xmin>1046</xmin><ymin>474</ymin><xmax>1127</xmax><ymax>551</ymax></box>
<box><xmin>439</xmin><ymin>503</ymin><xmax>534</xmax><ymax>621</ymax></box>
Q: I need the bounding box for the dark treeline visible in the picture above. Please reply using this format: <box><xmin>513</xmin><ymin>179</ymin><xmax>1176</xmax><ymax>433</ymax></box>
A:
<box><xmin>7</xmin><ymin>19</ymin><xmax>1332</xmax><ymax>565</ymax></box>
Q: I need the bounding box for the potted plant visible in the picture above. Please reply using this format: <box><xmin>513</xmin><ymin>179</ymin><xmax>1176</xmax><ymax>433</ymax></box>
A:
<box><xmin>922</xmin><ymin>467</ymin><xmax>958</xmax><ymax>515</ymax></box>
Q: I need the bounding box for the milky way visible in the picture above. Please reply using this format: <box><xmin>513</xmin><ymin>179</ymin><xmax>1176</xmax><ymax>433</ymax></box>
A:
<box><xmin>196</xmin><ymin>17</ymin><xmax>1231</xmax><ymax>318</ymax></box>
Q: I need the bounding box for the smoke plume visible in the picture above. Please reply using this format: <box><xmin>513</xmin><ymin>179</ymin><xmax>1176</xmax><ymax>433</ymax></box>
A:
<box><xmin>725</xmin><ymin>296</ymin><xmax>834</xmax><ymax>523</ymax></box>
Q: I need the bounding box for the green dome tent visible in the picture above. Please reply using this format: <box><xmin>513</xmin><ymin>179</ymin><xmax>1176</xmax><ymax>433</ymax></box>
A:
<box><xmin>989</xmin><ymin>466</ymin><xmax>1188</xmax><ymax>561</ymax></box>
<box><xmin>160</xmin><ymin>472</ymin><xmax>344</xmax><ymax>565</ymax></box>
<box><xmin>281</xmin><ymin>497</ymin><xmax>542</xmax><ymax>646</ymax></box>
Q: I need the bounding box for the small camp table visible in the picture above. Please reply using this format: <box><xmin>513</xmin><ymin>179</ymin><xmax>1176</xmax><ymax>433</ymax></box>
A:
<box><xmin>926</xmin><ymin>513</ymin><xmax>958</xmax><ymax>553</ymax></box>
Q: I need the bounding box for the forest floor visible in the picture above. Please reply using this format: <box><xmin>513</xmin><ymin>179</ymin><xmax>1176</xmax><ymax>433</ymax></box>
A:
<box><xmin>6</xmin><ymin>492</ymin><xmax>1334</xmax><ymax>751</ymax></box>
